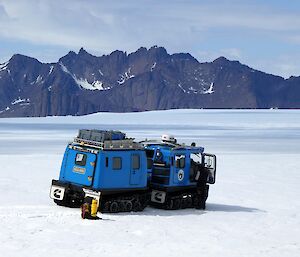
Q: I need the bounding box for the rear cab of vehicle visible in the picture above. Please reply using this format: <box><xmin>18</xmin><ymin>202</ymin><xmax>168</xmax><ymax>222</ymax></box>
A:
<box><xmin>143</xmin><ymin>136</ymin><xmax>216</xmax><ymax>209</ymax></box>
<box><xmin>50</xmin><ymin>130</ymin><xmax>148</xmax><ymax>208</ymax></box>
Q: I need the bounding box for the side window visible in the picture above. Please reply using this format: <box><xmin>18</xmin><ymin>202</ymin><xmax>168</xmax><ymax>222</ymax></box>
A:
<box><xmin>145</xmin><ymin>149</ymin><xmax>154</xmax><ymax>169</ymax></box>
<box><xmin>175</xmin><ymin>155</ymin><xmax>185</xmax><ymax>168</ymax></box>
<box><xmin>145</xmin><ymin>149</ymin><xmax>154</xmax><ymax>158</ymax></box>
<box><xmin>112</xmin><ymin>157</ymin><xmax>122</xmax><ymax>170</ymax></box>
<box><xmin>132</xmin><ymin>155</ymin><xmax>140</xmax><ymax>169</ymax></box>
<box><xmin>191</xmin><ymin>153</ymin><xmax>202</xmax><ymax>164</ymax></box>
<box><xmin>75</xmin><ymin>153</ymin><xmax>87</xmax><ymax>166</ymax></box>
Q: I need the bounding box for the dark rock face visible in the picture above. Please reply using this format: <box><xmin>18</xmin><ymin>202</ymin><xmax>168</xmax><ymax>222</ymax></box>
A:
<box><xmin>0</xmin><ymin>46</ymin><xmax>299</xmax><ymax>117</ymax></box>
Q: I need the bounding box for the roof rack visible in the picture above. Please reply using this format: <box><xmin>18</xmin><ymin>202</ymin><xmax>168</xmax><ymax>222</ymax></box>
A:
<box><xmin>140</xmin><ymin>139</ymin><xmax>204</xmax><ymax>152</ymax></box>
<box><xmin>73</xmin><ymin>137</ymin><xmax>142</xmax><ymax>150</ymax></box>
<box><xmin>77</xmin><ymin>129</ymin><xmax>126</xmax><ymax>142</ymax></box>
<box><xmin>139</xmin><ymin>139</ymin><xmax>181</xmax><ymax>148</ymax></box>
<box><xmin>74</xmin><ymin>137</ymin><xmax>104</xmax><ymax>149</ymax></box>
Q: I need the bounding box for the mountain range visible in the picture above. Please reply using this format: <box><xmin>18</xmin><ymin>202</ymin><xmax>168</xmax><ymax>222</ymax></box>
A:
<box><xmin>0</xmin><ymin>46</ymin><xmax>299</xmax><ymax>117</ymax></box>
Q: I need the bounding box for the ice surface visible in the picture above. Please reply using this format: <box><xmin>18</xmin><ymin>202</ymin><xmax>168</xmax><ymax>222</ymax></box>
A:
<box><xmin>0</xmin><ymin>109</ymin><xmax>299</xmax><ymax>257</ymax></box>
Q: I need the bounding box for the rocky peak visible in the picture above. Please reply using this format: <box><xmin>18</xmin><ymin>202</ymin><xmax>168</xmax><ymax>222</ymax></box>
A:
<box><xmin>148</xmin><ymin>46</ymin><xmax>168</xmax><ymax>60</ymax></box>
<box><xmin>78</xmin><ymin>47</ymin><xmax>89</xmax><ymax>55</ymax></box>
<box><xmin>58</xmin><ymin>51</ymin><xmax>77</xmax><ymax>65</ymax></box>
<box><xmin>172</xmin><ymin>52</ymin><xmax>198</xmax><ymax>63</ymax></box>
<box><xmin>9</xmin><ymin>54</ymin><xmax>41</xmax><ymax>67</ymax></box>
<box><xmin>212</xmin><ymin>56</ymin><xmax>229</xmax><ymax>64</ymax></box>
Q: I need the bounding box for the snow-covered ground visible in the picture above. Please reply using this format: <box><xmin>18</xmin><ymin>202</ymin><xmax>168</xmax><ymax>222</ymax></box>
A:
<box><xmin>0</xmin><ymin>109</ymin><xmax>299</xmax><ymax>257</ymax></box>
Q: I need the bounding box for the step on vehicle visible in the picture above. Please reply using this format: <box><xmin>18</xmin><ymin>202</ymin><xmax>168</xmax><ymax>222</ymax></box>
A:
<box><xmin>50</xmin><ymin>129</ymin><xmax>150</xmax><ymax>213</ymax></box>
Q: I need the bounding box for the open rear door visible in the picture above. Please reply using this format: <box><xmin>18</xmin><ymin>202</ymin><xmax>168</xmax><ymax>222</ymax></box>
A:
<box><xmin>203</xmin><ymin>153</ymin><xmax>216</xmax><ymax>184</ymax></box>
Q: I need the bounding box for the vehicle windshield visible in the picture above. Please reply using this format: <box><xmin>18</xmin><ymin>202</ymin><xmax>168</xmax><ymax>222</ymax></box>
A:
<box><xmin>190</xmin><ymin>153</ymin><xmax>202</xmax><ymax>164</ymax></box>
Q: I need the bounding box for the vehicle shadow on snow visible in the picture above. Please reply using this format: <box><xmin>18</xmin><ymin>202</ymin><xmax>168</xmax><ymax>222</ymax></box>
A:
<box><xmin>206</xmin><ymin>203</ymin><xmax>264</xmax><ymax>213</ymax></box>
<box><xmin>140</xmin><ymin>207</ymin><xmax>206</xmax><ymax>216</ymax></box>
<box><xmin>114</xmin><ymin>203</ymin><xmax>264</xmax><ymax>217</ymax></box>
<box><xmin>103</xmin><ymin>207</ymin><xmax>205</xmax><ymax>217</ymax></box>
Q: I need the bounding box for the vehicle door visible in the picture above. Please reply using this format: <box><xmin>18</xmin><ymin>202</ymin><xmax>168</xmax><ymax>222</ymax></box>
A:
<box><xmin>130</xmin><ymin>154</ymin><xmax>141</xmax><ymax>185</ymax></box>
<box><xmin>203</xmin><ymin>153</ymin><xmax>217</xmax><ymax>184</ymax></box>
<box><xmin>63</xmin><ymin>149</ymin><xmax>97</xmax><ymax>186</ymax></box>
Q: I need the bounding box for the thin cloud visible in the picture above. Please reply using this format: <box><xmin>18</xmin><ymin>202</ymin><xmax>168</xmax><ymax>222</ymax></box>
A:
<box><xmin>220</xmin><ymin>48</ymin><xmax>242</xmax><ymax>59</ymax></box>
<box><xmin>0</xmin><ymin>0</ymin><xmax>300</xmax><ymax>77</ymax></box>
<box><xmin>1</xmin><ymin>0</ymin><xmax>300</xmax><ymax>51</ymax></box>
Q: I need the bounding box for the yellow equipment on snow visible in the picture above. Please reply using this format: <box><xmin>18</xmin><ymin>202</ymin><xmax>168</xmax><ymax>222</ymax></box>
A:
<box><xmin>91</xmin><ymin>199</ymin><xmax>98</xmax><ymax>217</ymax></box>
<box><xmin>81</xmin><ymin>197</ymin><xmax>101</xmax><ymax>220</ymax></box>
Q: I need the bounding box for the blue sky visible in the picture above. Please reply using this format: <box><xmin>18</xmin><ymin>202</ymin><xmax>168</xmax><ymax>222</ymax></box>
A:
<box><xmin>0</xmin><ymin>0</ymin><xmax>300</xmax><ymax>78</ymax></box>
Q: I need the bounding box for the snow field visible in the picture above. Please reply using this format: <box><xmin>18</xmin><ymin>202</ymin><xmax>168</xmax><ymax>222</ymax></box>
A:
<box><xmin>0</xmin><ymin>109</ymin><xmax>299</xmax><ymax>257</ymax></box>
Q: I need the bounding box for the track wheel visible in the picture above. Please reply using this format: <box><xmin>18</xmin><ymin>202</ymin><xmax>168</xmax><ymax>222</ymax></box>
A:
<box><xmin>173</xmin><ymin>198</ymin><xmax>181</xmax><ymax>209</ymax></box>
<box><xmin>110</xmin><ymin>201</ymin><xmax>119</xmax><ymax>213</ymax></box>
<box><xmin>181</xmin><ymin>199</ymin><xmax>187</xmax><ymax>209</ymax></box>
<box><xmin>186</xmin><ymin>197</ymin><xmax>193</xmax><ymax>208</ymax></box>
<box><xmin>118</xmin><ymin>201</ymin><xmax>125</xmax><ymax>212</ymax></box>
<box><xmin>101</xmin><ymin>201</ymin><xmax>110</xmax><ymax>212</ymax></box>
<box><xmin>166</xmin><ymin>199</ymin><xmax>174</xmax><ymax>210</ymax></box>
<box><xmin>193</xmin><ymin>195</ymin><xmax>205</xmax><ymax>210</ymax></box>
<box><xmin>133</xmin><ymin>201</ymin><xmax>142</xmax><ymax>212</ymax></box>
<box><xmin>125</xmin><ymin>201</ymin><xmax>133</xmax><ymax>212</ymax></box>
<box><xmin>193</xmin><ymin>196</ymin><xmax>200</xmax><ymax>207</ymax></box>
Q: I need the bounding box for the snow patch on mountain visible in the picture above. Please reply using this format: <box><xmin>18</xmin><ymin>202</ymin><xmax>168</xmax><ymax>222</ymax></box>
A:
<box><xmin>117</xmin><ymin>68</ymin><xmax>135</xmax><ymax>85</ymax></box>
<box><xmin>188</xmin><ymin>86</ymin><xmax>198</xmax><ymax>93</ymax></box>
<box><xmin>59</xmin><ymin>63</ymin><xmax>69</xmax><ymax>74</ymax></box>
<box><xmin>48</xmin><ymin>65</ymin><xmax>54</xmax><ymax>75</ymax></box>
<box><xmin>30</xmin><ymin>75</ymin><xmax>44</xmax><ymax>85</ymax></box>
<box><xmin>12</xmin><ymin>98</ymin><xmax>26</xmax><ymax>105</ymax></box>
<box><xmin>151</xmin><ymin>62</ymin><xmax>156</xmax><ymax>71</ymax></box>
<box><xmin>59</xmin><ymin>62</ymin><xmax>110</xmax><ymax>91</ymax></box>
<box><xmin>178</xmin><ymin>82</ymin><xmax>215</xmax><ymax>95</ymax></box>
<box><xmin>0</xmin><ymin>106</ymin><xmax>10</xmax><ymax>114</ymax></box>
<box><xmin>0</xmin><ymin>61</ymin><xmax>8</xmax><ymax>71</ymax></box>
<box><xmin>178</xmin><ymin>83</ymin><xmax>186</xmax><ymax>93</ymax></box>
<box><xmin>36</xmin><ymin>75</ymin><xmax>43</xmax><ymax>84</ymax></box>
<box><xmin>74</xmin><ymin>77</ymin><xmax>107</xmax><ymax>91</ymax></box>
<box><xmin>202</xmin><ymin>82</ymin><xmax>215</xmax><ymax>94</ymax></box>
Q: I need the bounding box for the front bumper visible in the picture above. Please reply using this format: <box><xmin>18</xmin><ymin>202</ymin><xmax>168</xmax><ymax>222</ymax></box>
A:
<box><xmin>49</xmin><ymin>180</ymin><xmax>84</xmax><ymax>201</ymax></box>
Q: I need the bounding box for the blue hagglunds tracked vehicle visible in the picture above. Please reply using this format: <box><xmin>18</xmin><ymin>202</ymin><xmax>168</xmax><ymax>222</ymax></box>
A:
<box><xmin>50</xmin><ymin>130</ymin><xmax>216</xmax><ymax>213</ymax></box>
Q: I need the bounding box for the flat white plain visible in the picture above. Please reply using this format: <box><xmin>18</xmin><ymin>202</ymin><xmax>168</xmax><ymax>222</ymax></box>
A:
<box><xmin>0</xmin><ymin>109</ymin><xmax>299</xmax><ymax>257</ymax></box>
